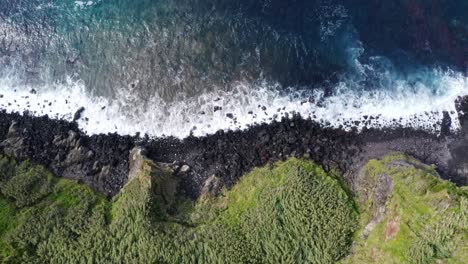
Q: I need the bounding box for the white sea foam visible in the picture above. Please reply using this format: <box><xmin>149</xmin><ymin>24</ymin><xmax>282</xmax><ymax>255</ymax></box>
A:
<box><xmin>0</xmin><ymin>69</ymin><xmax>466</xmax><ymax>139</ymax></box>
<box><xmin>75</xmin><ymin>1</ymin><xmax>95</xmax><ymax>9</ymax></box>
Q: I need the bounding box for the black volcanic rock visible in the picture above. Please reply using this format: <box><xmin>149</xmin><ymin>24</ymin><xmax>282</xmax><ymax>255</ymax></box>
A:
<box><xmin>2</xmin><ymin>95</ymin><xmax>468</xmax><ymax>199</ymax></box>
<box><xmin>0</xmin><ymin>111</ymin><xmax>134</xmax><ymax>196</ymax></box>
<box><xmin>73</xmin><ymin>107</ymin><xmax>85</xmax><ymax>122</ymax></box>
<box><xmin>440</xmin><ymin>111</ymin><xmax>452</xmax><ymax>137</ymax></box>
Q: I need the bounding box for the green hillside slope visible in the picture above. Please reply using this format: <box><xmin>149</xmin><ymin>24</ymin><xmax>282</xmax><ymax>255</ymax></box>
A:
<box><xmin>0</xmin><ymin>155</ymin><xmax>357</xmax><ymax>263</ymax></box>
<box><xmin>0</xmin><ymin>153</ymin><xmax>466</xmax><ymax>263</ymax></box>
<box><xmin>342</xmin><ymin>154</ymin><xmax>468</xmax><ymax>264</ymax></box>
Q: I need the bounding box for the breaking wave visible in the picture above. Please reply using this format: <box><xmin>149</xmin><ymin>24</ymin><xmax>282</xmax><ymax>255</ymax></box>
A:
<box><xmin>0</xmin><ymin>0</ymin><xmax>467</xmax><ymax>138</ymax></box>
<box><xmin>0</xmin><ymin>68</ymin><xmax>466</xmax><ymax>138</ymax></box>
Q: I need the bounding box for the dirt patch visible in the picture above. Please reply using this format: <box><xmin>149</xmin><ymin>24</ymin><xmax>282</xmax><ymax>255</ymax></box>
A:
<box><xmin>385</xmin><ymin>215</ymin><xmax>401</xmax><ymax>241</ymax></box>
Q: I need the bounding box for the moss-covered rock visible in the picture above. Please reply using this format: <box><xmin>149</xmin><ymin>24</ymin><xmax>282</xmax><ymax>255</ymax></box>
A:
<box><xmin>342</xmin><ymin>153</ymin><xmax>468</xmax><ymax>264</ymax></box>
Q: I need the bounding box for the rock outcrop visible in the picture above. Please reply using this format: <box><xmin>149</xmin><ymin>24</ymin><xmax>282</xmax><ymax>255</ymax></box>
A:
<box><xmin>0</xmin><ymin>111</ymin><xmax>134</xmax><ymax>196</ymax></box>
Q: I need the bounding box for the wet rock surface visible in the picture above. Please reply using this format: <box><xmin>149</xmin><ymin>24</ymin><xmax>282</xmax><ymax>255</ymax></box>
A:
<box><xmin>0</xmin><ymin>111</ymin><xmax>134</xmax><ymax>196</ymax></box>
<box><xmin>1</xmin><ymin>97</ymin><xmax>468</xmax><ymax>198</ymax></box>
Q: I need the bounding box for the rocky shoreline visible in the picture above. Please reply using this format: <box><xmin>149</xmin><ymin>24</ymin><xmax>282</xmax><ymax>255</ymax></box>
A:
<box><xmin>1</xmin><ymin>97</ymin><xmax>468</xmax><ymax>198</ymax></box>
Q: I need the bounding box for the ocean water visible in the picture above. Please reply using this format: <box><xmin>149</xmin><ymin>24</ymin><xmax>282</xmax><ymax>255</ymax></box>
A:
<box><xmin>0</xmin><ymin>0</ymin><xmax>467</xmax><ymax>138</ymax></box>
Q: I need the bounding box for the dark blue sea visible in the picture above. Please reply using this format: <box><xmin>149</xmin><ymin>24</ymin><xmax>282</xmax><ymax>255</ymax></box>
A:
<box><xmin>0</xmin><ymin>0</ymin><xmax>466</xmax><ymax>137</ymax></box>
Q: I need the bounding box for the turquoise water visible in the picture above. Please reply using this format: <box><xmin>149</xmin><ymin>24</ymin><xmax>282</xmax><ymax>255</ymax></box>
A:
<box><xmin>0</xmin><ymin>0</ymin><xmax>466</xmax><ymax>137</ymax></box>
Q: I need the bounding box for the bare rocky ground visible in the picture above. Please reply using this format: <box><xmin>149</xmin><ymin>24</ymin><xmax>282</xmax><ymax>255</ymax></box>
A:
<box><xmin>0</xmin><ymin>97</ymin><xmax>468</xmax><ymax>198</ymax></box>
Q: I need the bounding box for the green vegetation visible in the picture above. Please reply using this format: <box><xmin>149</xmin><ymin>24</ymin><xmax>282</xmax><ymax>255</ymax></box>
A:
<box><xmin>192</xmin><ymin>159</ymin><xmax>358</xmax><ymax>263</ymax></box>
<box><xmin>0</xmin><ymin>155</ymin><xmax>358</xmax><ymax>263</ymax></box>
<box><xmin>0</xmin><ymin>155</ymin><xmax>109</xmax><ymax>263</ymax></box>
<box><xmin>342</xmin><ymin>154</ymin><xmax>468</xmax><ymax>264</ymax></box>
<box><xmin>0</xmin><ymin>152</ymin><xmax>466</xmax><ymax>263</ymax></box>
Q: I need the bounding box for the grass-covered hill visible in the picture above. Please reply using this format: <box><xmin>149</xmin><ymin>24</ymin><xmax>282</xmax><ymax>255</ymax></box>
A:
<box><xmin>0</xmin><ymin>155</ymin><xmax>358</xmax><ymax>263</ymax></box>
<box><xmin>0</xmin><ymin>153</ymin><xmax>466</xmax><ymax>263</ymax></box>
<box><xmin>342</xmin><ymin>154</ymin><xmax>468</xmax><ymax>264</ymax></box>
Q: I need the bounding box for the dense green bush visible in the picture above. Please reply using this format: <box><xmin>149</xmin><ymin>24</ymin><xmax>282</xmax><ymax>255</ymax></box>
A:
<box><xmin>0</xmin><ymin>156</ymin><xmax>15</xmax><ymax>183</ymax></box>
<box><xmin>1</xmin><ymin>161</ymin><xmax>54</xmax><ymax>208</ymax></box>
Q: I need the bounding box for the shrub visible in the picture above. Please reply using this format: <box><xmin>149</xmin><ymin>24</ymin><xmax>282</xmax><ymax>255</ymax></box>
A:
<box><xmin>0</xmin><ymin>156</ymin><xmax>16</xmax><ymax>183</ymax></box>
<box><xmin>1</xmin><ymin>160</ymin><xmax>54</xmax><ymax>208</ymax></box>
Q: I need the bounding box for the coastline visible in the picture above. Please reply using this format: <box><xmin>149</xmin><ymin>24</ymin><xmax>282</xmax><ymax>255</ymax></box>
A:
<box><xmin>0</xmin><ymin>96</ymin><xmax>467</xmax><ymax>198</ymax></box>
